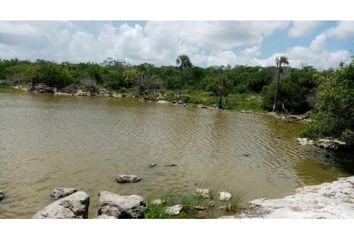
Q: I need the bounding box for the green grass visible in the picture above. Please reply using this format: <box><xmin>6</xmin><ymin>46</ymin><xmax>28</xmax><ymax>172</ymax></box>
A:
<box><xmin>144</xmin><ymin>189</ymin><xmax>244</xmax><ymax>219</ymax></box>
<box><xmin>0</xmin><ymin>83</ymin><xmax>24</xmax><ymax>93</ymax></box>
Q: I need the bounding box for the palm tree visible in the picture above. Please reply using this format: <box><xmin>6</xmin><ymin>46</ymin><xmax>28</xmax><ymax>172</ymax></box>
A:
<box><xmin>272</xmin><ymin>56</ymin><xmax>289</xmax><ymax>112</ymax></box>
<box><xmin>176</xmin><ymin>55</ymin><xmax>192</xmax><ymax>100</ymax></box>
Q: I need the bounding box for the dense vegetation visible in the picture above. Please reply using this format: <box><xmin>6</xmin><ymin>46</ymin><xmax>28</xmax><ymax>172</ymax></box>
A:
<box><xmin>1</xmin><ymin>56</ymin><xmax>353</xmax><ymax>144</ymax></box>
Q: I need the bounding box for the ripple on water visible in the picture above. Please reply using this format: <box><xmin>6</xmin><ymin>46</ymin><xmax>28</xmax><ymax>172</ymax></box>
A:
<box><xmin>0</xmin><ymin>93</ymin><xmax>351</xmax><ymax>218</ymax></box>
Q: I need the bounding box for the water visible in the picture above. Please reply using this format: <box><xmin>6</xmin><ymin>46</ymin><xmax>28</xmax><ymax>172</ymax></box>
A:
<box><xmin>0</xmin><ymin>92</ymin><xmax>351</xmax><ymax>218</ymax></box>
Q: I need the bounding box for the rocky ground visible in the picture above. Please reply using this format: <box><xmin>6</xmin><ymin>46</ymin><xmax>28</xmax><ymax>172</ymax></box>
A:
<box><xmin>221</xmin><ymin>176</ymin><xmax>354</xmax><ymax>219</ymax></box>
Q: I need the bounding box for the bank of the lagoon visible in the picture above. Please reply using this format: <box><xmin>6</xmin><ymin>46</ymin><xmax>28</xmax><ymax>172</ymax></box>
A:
<box><xmin>0</xmin><ymin>92</ymin><xmax>353</xmax><ymax>218</ymax></box>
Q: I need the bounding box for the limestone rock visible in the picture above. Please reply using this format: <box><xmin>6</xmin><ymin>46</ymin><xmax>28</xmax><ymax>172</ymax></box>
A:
<box><xmin>116</xmin><ymin>175</ymin><xmax>142</xmax><ymax>183</ymax></box>
<box><xmin>157</xmin><ymin>100</ymin><xmax>170</xmax><ymax>104</ymax></box>
<box><xmin>219</xmin><ymin>192</ymin><xmax>232</xmax><ymax>201</ymax></box>
<box><xmin>236</xmin><ymin>176</ymin><xmax>354</xmax><ymax>219</ymax></box>
<box><xmin>195</xmin><ymin>188</ymin><xmax>210</xmax><ymax>198</ymax></box>
<box><xmin>151</xmin><ymin>199</ymin><xmax>163</xmax><ymax>205</ymax></box>
<box><xmin>50</xmin><ymin>187</ymin><xmax>77</xmax><ymax>199</ymax></box>
<box><xmin>166</xmin><ymin>204</ymin><xmax>183</xmax><ymax>215</ymax></box>
<box><xmin>33</xmin><ymin>191</ymin><xmax>89</xmax><ymax>219</ymax></box>
<box><xmin>296</xmin><ymin>138</ymin><xmax>314</xmax><ymax>146</ymax></box>
<box><xmin>97</xmin><ymin>191</ymin><xmax>146</xmax><ymax>219</ymax></box>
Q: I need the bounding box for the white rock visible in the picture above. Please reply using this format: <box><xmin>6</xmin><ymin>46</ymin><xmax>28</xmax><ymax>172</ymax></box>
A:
<box><xmin>151</xmin><ymin>199</ymin><xmax>163</xmax><ymax>205</ymax></box>
<box><xmin>96</xmin><ymin>191</ymin><xmax>146</xmax><ymax>219</ymax></box>
<box><xmin>50</xmin><ymin>187</ymin><xmax>77</xmax><ymax>199</ymax></box>
<box><xmin>236</xmin><ymin>176</ymin><xmax>354</xmax><ymax>219</ymax></box>
<box><xmin>157</xmin><ymin>100</ymin><xmax>170</xmax><ymax>104</ymax></box>
<box><xmin>296</xmin><ymin>138</ymin><xmax>314</xmax><ymax>146</ymax></box>
<box><xmin>219</xmin><ymin>192</ymin><xmax>232</xmax><ymax>201</ymax></box>
<box><xmin>33</xmin><ymin>191</ymin><xmax>89</xmax><ymax>219</ymax></box>
<box><xmin>195</xmin><ymin>188</ymin><xmax>210</xmax><ymax>198</ymax></box>
<box><xmin>166</xmin><ymin>204</ymin><xmax>183</xmax><ymax>215</ymax></box>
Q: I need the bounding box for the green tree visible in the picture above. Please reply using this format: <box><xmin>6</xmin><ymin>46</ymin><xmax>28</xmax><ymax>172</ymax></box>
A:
<box><xmin>176</xmin><ymin>55</ymin><xmax>193</xmax><ymax>100</ymax></box>
<box><xmin>273</xmin><ymin>56</ymin><xmax>289</xmax><ymax>111</ymax></box>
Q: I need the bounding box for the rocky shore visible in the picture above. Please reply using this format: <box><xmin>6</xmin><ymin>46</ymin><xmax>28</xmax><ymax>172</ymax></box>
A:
<box><xmin>222</xmin><ymin>176</ymin><xmax>354</xmax><ymax>219</ymax></box>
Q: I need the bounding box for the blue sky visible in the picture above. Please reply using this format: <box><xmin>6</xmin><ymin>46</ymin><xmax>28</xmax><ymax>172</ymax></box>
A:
<box><xmin>0</xmin><ymin>21</ymin><xmax>353</xmax><ymax>69</ymax></box>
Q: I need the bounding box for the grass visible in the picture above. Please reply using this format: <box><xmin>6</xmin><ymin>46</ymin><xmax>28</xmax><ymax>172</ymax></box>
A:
<box><xmin>0</xmin><ymin>83</ymin><xmax>24</xmax><ymax>93</ymax></box>
<box><xmin>144</xmin><ymin>189</ymin><xmax>245</xmax><ymax>219</ymax></box>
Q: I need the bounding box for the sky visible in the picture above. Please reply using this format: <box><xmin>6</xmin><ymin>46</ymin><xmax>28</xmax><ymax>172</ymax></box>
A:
<box><xmin>0</xmin><ymin>21</ymin><xmax>353</xmax><ymax>69</ymax></box>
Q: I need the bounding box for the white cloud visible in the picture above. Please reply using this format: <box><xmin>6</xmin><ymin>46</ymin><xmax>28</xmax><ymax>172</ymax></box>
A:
<box><xmin>325</xmin><ymin>21</ymin><xmax>354</xmax><ymax>39</ymax></box>
<box><xmin>288</xmin><ymin>21</ymin><xmax>320</xmax><ymax>37</ymax></box>
<box><xmin>0</xmin><ymin>21</ymin><xmax>350</xmax><ymax>69</ymax></box>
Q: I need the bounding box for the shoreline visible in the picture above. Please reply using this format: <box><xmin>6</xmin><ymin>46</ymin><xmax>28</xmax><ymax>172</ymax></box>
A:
<box><xmin>221</xmin><ymin>176</ymin><xmax>354</xmax><ymax>219</ymax></box>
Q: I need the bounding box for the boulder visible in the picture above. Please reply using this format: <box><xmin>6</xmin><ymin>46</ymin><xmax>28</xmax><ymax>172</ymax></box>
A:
<box><xmin>50</xmin><ymin>187</ymin><xmax>77</xmax><ymax>200</ymax></box>
<box><xmin>0</xmin><ymin>191</ymin><xmax>6</xmax><ymax>201</ymax></box>
<box><xmin>32</xmin><ymin>191</ymin><xmax>89</xmax><ymax>219</ymax></box>
<box><xmin>166</xmin><ymin>204</ymin><xmax>183</xmax><ymax>215</ymax></box>
<box><xmin>219</xmin><ymin>192</ymin><xmax>232</xmax><ymax>201</ymax></box>
<box><xmin>96</xmin><ymin>191</ymin><xmax>146</xmax><ymax>219</ymax></box>
<box><xmin>195</xmin><ymin>188</ymin><xmax>210</xmax><ymax>198</ymax></box>
<box><xmin>116</xmin><ymin>175</ymin><xmax>142</xmax><ymax>183</ymax></box>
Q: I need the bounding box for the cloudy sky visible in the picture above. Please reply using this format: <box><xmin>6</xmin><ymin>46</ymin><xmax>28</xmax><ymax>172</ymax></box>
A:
<box><xmin>0</xmin><ymin>21</ymin><xmax>353</xmax><ymax>69</ymax></box>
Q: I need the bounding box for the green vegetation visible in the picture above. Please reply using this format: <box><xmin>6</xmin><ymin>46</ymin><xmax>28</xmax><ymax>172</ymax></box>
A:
<box><xmin>302</xmin><ymin>60</ymin><xmax>354</xmax><ymax>145</ymax></box>
<box><xmin>1</xmin><ymin>56</ymin><xmax>353</xmax><ymax>146</ymax></box>
<box><xmin>144</xmin><ymin>189</ymin><xmax>244</xmax><ymax>219</ymax></box>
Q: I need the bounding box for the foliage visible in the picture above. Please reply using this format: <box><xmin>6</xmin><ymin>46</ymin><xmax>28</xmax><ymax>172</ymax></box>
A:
<box><xmin>302</xmin><ymin>60</ymin><xmax>354</xmax><ymax>144</ymax></box>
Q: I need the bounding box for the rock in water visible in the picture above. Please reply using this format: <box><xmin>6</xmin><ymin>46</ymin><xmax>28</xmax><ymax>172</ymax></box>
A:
<box><xmin>157</xmin><ymin>100</ymin><xmax>170</xmax><ymax>104</ymax></box>
<box><xmin>116</xmin><ymin>175</ymin><xmax>142</xmax><ymax>183</ymax></box>
<box><xmin>219</xmin><ymin>192</ymin><xmax>232</xmax><ymax>201</ymax></box>
<box><xmin>96</xmin><ymin>191</ymin><xmax>146</xmax><ymax>219</ymax></box>
<box><xmin>32</xmin><ymin>191</ymin><xmax>89</xmax><ymax>219</ymax></box>
<box><xmin>195</xmin><ymin>188</ymin><xmax>210</xmax><ymax>198</ymax></box>
<box><xmin>0</xmin><ymin>191</ymin><xmax>6</xmax><ymax>201</ymax></box>
<box><xmin>166</xmin><ymin>204</ymin><xmax>183</xmax><ymax>215</ymax></box>
<box><xmin>50</xmin><ymin>187</ymin><xmax>77</xmax><ymax>199</ymax></box>
<box><xmin>296</xmin><ymin>138</ymin><xmax>314</xmax><ymax>146</ymax></box>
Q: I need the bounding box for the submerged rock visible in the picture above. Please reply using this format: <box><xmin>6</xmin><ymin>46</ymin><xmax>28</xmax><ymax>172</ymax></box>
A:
<box><xmin>219</xmin><ymin>192</ymin><xmax>232</xmax><ymax>201</ymax></box>
<box><xmin>195</xmin><ymin>188</ymin><xmax>210</xmax><ymax>198</ymax></box>
<box><xmin>96</xmin><ymin>191</ymin><xmax>146</xmax><ymax>219</ymax></box>
<box><xmin>0</xmin><ymin>191</ymin><xmax>7</xmax><ymax>201</ymax></box>
<box><xmin>234</xmin><ymin>176</ymin><xmax>354</xmax><ymax>219</ymax></box>
<box><xmin>165</xmin><ymin>164</ymin><xmax>177</xmax><ymax>167</ymax></box>
<box><xmin>296</xmin><ymin>138</ymin><xmax>314</xmax><ymax>146</ymax></box>
<box><xmin>166</xmin><ymin>204</ymin><xmax>183</xmax><ymax>215</ymax></box>
<box><xmin>116</xmin><ymin>175</ymin><xmax>142</xmax><ymax>183</ymax></box>
<box><xmin>149</xmin><ymin>163</ymin><xmax>157</xmax><ymax>168</ymax></box>
<box><xmin>50</xmin><ymin>187</ymin><xmax>77</xmax><ymax>200</ymax></box>
<box><xmin>33</xmin><ymin>191</ymin><xmax>89</xmax><ymax>219</ymax></box>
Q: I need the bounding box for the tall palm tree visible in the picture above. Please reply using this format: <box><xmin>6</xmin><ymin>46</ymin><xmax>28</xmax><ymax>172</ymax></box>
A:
<box><xmin>176</xmin><ymin>55</ymin><xmax>192</xmax><ymax>100</ymax></box>
<box><xmin>273</xmin><ymin>56</ymin><xmax>289</xmax><ymax>112</ymax></box>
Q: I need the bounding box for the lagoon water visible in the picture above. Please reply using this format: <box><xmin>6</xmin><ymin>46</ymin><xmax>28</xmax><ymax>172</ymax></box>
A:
<box><xmin>0</xmin><ymin>92</ymin><xmax>351</xmax><ymax>218</ymax></box>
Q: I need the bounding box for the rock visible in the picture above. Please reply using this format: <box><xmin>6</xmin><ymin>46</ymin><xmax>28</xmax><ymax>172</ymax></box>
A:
<box><xmin>74</xmin><ymin>90</ymin><xmax>91</xmax><ymax>96</ymax></box>
<box><xmin>111</xmin><ymin>93</ymin><xmax>122</xmax><ymax>98</ymax></box>
<box><xmin>209</xmin><ymin>201</ymin><xmax>215</xmax><ymax>207</ymax></box>
<box><xmin>242</xmin><ymin>153</ymin><xmax>250</xmax><ymax>157</ymax></box>
<box><xmin>193</xmin><ymin>205</ymin><xmax>208</xmax><ymax>211</ymax></box>
<box><xmin>149</xmin><ymin>163</ymin><xmax>157</xmax><ymax>168</ymax></box>
<box><xmin>197</xmin><ymin>104</ymin><xmax>208</xmax><ymax>109</ymax></box>
<box><xmin>166</xmin><ymin>204</ymin><xmax>183</xmax><ymax>215</ymax></box>
<box><xmin>157</xmin><ymin>100</ymin><xmax>170</xmax><ymax>104</ymax></box>
<box><xmin>240</xmin><ymin>110</ymin><xmax>252</xmax><ymax>113</ymax></box>
<box><xmin>50</xmin><ymin>187</ymin><xmax>77</xmax><ymax>200</ymax></box>
<box><xmin>116</xmin><ymin>175</ymin><xmax>142</xmax><ymax>183</ymax></box>
<box><xmin>315</xmin><ymin>138</ymin><xmax>347</xmax><ymax>150</ymax></box>
<box><xmin>195</xmin><ymin>188</ymin><xmax>210</xmax><ymax>198</ymax></box>
<box><xmin>0</xmin><ymin>191</ymin><xmax>7</xmax><ymax>201</ymax></box>
<box><xmin>219</xmin><ymin>192</ymin><xmax>232</xmax><ymax>201</ymax></box>
<box><xmin>234</xmin><ymin>176</ymin><xmax>354</xmax><ymax>219</ymax></box>
<box><xmin>32</xmin><ymin>191</ymin><xmax>89</xmax><ymax>219</ymax></box>
<box><xmin>296</xmin><ymin>138</ymin><xmax>314</xmax><ymax>146</ymax></box>
<box><xmin>151</xmin><ymin>199</ymin><xmax>163</xmax><ymax>205</ymax></box>
<box><xmin>165</xmin><ymin>164</ymin><xmax>177</xmax><ymax>167</ymax></box>
<box><xmin>96</xmin><ymin>191</ymin><xmax>146</xmax><ymax>219</ymax></box>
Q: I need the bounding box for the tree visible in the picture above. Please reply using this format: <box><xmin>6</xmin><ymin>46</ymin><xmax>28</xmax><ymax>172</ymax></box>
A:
<box><xmin>136</xmin><ymin>63</ymin><xmax>153</xmax><ymax>95</ymax></box>
<box><xmin>176</xmin><ymin>55</ymin><xmax>193</xmax><ymax>100</ymax></box>
<box><xmin>273</xmin><ymin>56</ymin><xmax>289</xmax><ymax>111</ymax></box>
